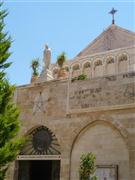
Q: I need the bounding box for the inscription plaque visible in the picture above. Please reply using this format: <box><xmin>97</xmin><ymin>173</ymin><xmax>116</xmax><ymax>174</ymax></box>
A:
<box><xmin>68</xmin><ymin>77</ymin><xmax>135</xmax><ymax>113</ymax></box>
<box><xmin>96</xmin><ymin>165</ymin><xmax>118</xmax><ymax>180</ymax></box>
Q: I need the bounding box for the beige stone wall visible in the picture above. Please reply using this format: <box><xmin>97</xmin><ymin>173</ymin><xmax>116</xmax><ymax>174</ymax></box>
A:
<box><xmin>9</xmin><ymin>70</ymin><xmax>135</xmax><ymax>180</ymax></box>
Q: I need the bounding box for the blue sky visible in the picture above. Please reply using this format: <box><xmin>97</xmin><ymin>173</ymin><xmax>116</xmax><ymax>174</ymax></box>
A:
<box><xmin>2</xmin><ymin>0</ymin><xmax>135</xmax><ymax>85</ymax></box>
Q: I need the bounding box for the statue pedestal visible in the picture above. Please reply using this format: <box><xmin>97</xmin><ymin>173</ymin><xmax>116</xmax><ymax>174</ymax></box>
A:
<box><xmin>39</xmin><ymin>69</ymin><xmax>53</xmax><ymax>82</ymax></box>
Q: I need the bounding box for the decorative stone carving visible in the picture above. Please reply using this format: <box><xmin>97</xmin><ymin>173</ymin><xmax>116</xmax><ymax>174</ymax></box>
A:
<box><xmin>20</xmin><ymin>126</ymin><xmax>61</xmax><ymax>155</ymax></box>
<box><xmin>32</xmin><ymin>90</ymin><xmax>50</xmax><ymax>115</ymax></box>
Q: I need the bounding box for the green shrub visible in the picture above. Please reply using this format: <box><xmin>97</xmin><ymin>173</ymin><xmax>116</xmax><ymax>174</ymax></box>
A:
<box><xmin>79</xmin><ymin>153</ymin><xmax>98</xmax><ymax>180</ymax></box>
<box><xmin>71</xmin><ymin>74</ymin><xmax>87</xmax><ymax>82</ymax></box>
<box><xmin>77</xmin><ymin>74</ymin><xmax>87</xmax><ymax>80</ymax></box>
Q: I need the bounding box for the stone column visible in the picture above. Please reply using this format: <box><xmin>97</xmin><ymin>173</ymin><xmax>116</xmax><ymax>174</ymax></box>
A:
<box><xmin>115</xmin><ymin>57</ymin><xmax>119</xmax><ymax>74</ymax></box>
<box><xmin>91</xmin><ymin>61</ymin><xmax>94</xmax><ymax>78</ymax></box>
<box><xmin>128</xmin><ymin>134</ymin><xmax>135</xmax><ymax>180</ymax></box>
<box><xmin>103</xmin><ymin>59</ymin><xmax>106</xmax><ymax>76</ymax></box>
<box><xmin>60</xmin><ymin>152</ymin><xmax>70</xmax><ymax>180</ymax></box>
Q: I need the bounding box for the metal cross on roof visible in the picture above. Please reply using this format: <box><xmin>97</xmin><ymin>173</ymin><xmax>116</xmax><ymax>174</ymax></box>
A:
<box><xmin>109</xmin><ymin>8</ymin><xmax>118</xmax><ymax>24</ymax></box>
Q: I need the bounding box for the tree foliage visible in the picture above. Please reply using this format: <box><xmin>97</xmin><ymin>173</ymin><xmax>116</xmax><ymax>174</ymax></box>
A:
<box><xmin>0</xmin><ymin>3</ymin><xmax>12</xmax><ymax>79</ymax></box>
<box><xmin>79</xmin><ymin>153</ymin><xmax>98</xmax><ymax>180</ymax></box>
<box><xmin>0</xmin><ymin>3</ymin><xmax>24</xmax><ymax>179</ymax></box>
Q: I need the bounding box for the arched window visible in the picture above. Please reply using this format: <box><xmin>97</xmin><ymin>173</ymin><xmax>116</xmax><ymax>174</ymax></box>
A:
<box><xmin>72</xmin><ymin>64</ymin><xmax>80</xmax><ymax>78</ymax></box>
<box><xmin>53</xmin><ymin>68</ymin><xmax>58</xmax><ymax>79</ymax></box>
<box><xmin>20</xmin><ymin>126</ymin><xmax>61</xmax><ymax>155</ymax></box>
<box><xmin>83</xmin><ymin>62</ymin><xmax>91</xmax><ymax>78</ymax></box>
<box><xmin>94</xmin><ymin>60</ymin><xmax>103</xmax><ymax>77</ymax></box>
<box><xmin>64</xmin><ymin>66</ymin><xmax>69</xmax><ymax>72</ymax></box>
<box><xmin>61</xmin><ymin>66</ymin><xmax>69</xmax><ymax>78</ymax></box>
<box><xmin>106</xmin><ymin>57</ymin><xmax>115</xmax><ymax>75</ymax></box>
<box><xmin>118</xmin><ymin>54</ymin><xmax>128</xmax><ymax>73</ymax></box>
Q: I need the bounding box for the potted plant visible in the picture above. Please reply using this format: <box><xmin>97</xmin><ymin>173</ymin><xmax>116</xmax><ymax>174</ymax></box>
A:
<box><xmin>57</xmin><ymin>52</ymin><xmax>67</xmax><ymax>78</ymax></box>
<box><xmin>79</xmin><ymin>153</ymin><xmax>98</xmax><ymax>180</ymax></box>
<box><xmin>31</xmin><ymin>58</ymin><xmax>40</xmax><ymax>83</ymax></box>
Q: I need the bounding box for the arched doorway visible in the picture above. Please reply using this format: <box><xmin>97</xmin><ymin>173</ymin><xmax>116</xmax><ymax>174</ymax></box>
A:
<box><xmin>70</xmin><ymin>121</ymin><xmax>129</xmax><ymax>180</ymax></box>
<box><xmin>16</xmin><ymin>126</ymin><xmax>61</xmax><ymax>180</ymax></box>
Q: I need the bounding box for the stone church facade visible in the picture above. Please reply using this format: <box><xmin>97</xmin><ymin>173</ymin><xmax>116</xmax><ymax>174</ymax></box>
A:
<box><xmin>8</xmin><ymin>24</ymin><xmax>135</xmax><ymax>180</ymax></box>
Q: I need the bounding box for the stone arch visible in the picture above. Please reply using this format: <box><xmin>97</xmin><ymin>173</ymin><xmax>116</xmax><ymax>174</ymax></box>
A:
<box><xmin>94</xmin><ymin>59</ymin><xmax>103</xmax><ymax>77</ymax></box>
<box><xmin>71</xmin><ymin>63</ymin><xmax>81</xmax><ymax>78</ymax></box>
<box><xmin>64</xmin><ymin>65</ymin><xmax>69</xmax><ymax>72</ymax></box>
<box><xmin>70</xmin><ymin>120</ymin><xmax>129</xmax><ymax>180</ymax></box>
<box><xmin>53</xmin><ymin>68</ymin><xmax>59</xmax><ymax>79</ymax></box>
<box><xmin>20</xmin><ymin>125</ymin><xmax>61</xmax><ymax>155</ymax></box>
<box><xmin>118</xmin><ymin>53</ymin><xmax>129</xmax><ymax>73</ymax></box>
<box><xmin>105</xmin><ymin>56</ymin><xmax>115</xmax><ymax>75</ymax></box>
<box><xmin>82</xmin><ymin>61</ymin><xmax>91</xmax><ymax>78</ymax></box>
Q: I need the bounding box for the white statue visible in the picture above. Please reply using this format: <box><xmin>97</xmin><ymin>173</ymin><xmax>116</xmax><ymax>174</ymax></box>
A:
<box><xmin>43</xmin><ymin>44</ymin><xmax>51</xmax><ymax>70</ymax></box>
<box><xmin>39</xmin><ymin>44</ymin><xmax>53</xmax><ymax>82</ymax></box>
